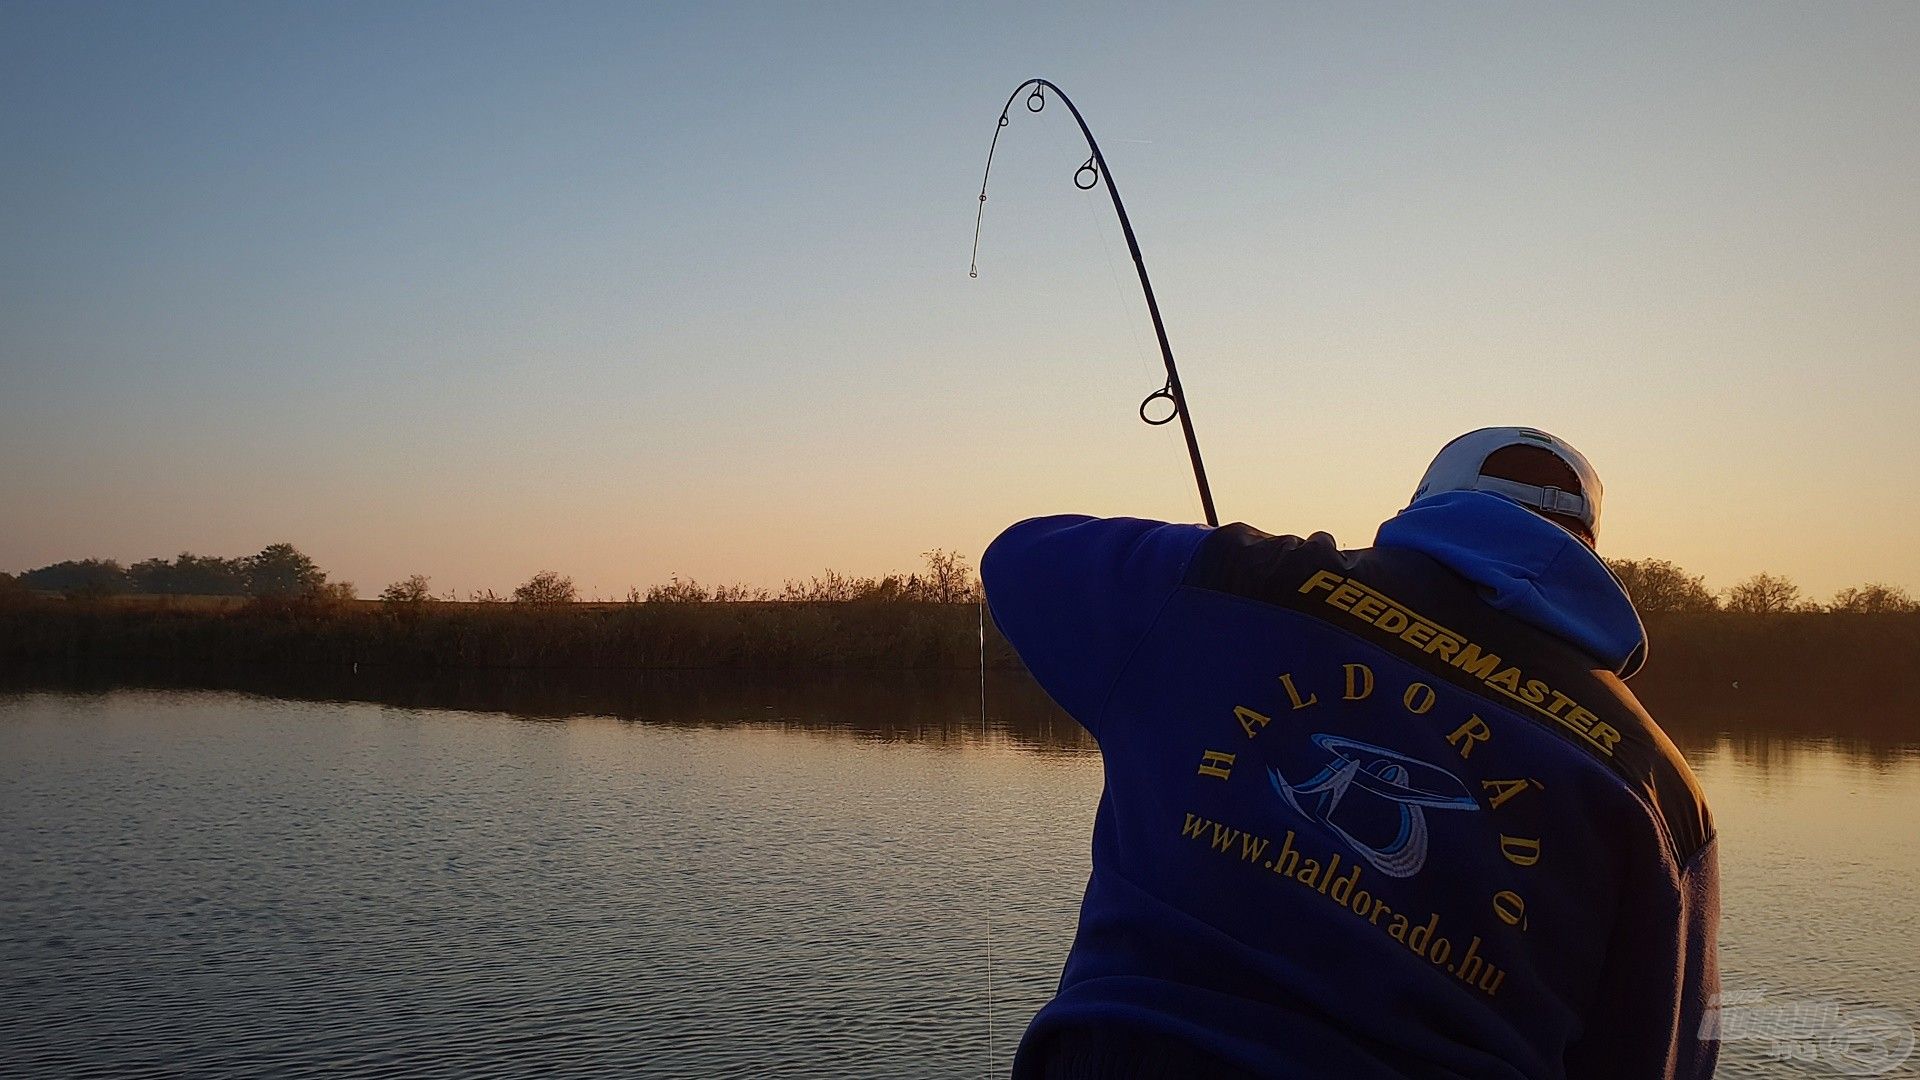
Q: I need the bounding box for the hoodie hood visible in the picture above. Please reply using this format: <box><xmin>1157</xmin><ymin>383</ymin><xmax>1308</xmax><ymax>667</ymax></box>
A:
<box><xmin>1374</xmin><ymin>490</ymin><xmax>1647</xmax><ymax>677</ymax></box>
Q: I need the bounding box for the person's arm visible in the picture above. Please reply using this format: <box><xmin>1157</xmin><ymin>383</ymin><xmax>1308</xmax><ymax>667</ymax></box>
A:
<box><xmin>1565</xmin><ymin>836</ymin><xmax>1721</xmax><ymax>1080</ymax></box>
<box><xmin>981</xmin><ymin>514</ymin><xmax>1210</xmax><ymax>735</ymax></box>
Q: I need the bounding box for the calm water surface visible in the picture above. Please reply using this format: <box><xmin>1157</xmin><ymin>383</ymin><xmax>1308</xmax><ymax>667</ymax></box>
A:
<box><xmin>1</xmin><ymin>672</ymin><xmax>1915</xmax><ymax>1078</ymax></box>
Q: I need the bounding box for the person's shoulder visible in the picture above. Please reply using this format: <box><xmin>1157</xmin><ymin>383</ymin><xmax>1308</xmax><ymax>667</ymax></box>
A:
<box><xmin>984</xmin><ymin>513</ymin><xmax>1097</xmax><ymax>550</ymax></box>
<box><xmin>981</xmin><ymin>516</ymin><xmax>1215</xmax><ymax>615</ymax></box>
<box><xmin>985</xmin><ymin>515</ymin><xmax>1209</xmax><ymax>577</ymax></box>
<box><xmin>1588</xmin><ymin>672</ymin><xmax>1715</xmax><ymax>869</ymax></box>
<box><xmin>1182</xmin><ymin>522</ymin><xmax>1349</xmax><ymax>598</ymax></box>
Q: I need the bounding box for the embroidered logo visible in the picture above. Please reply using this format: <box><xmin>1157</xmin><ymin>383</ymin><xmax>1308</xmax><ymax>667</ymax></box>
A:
<box><xmin>1269</xmin><ymin>734</ymin><xmax>1478</xmax><ymax>878</ymax></box>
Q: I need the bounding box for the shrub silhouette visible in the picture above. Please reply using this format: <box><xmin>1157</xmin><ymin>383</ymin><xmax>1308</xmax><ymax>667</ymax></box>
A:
<box><xmin>381</xmin><ymin>575</ymin><xmax>434</xmax><ymax>605</ymax></box>
<box><xmin>514</xmin><ymin>571</ymin><xmax>577</xmax><ymax>605</ymax></box>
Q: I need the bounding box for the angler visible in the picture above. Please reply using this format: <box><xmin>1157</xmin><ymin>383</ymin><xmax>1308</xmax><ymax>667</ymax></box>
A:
<box><xmin>982</xmin><ymin>428</ymin><xmax>1718</xmax><ymax>1079</ymax></box>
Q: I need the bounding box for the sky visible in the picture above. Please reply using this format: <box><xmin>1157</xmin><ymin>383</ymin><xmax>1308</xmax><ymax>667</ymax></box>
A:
<box><xmin>2</xmin><ymin>2</ymin><xmax>1916</xmax><ymax>600</ymax></box>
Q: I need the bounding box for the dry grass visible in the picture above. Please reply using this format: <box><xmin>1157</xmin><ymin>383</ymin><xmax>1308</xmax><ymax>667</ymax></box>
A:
<box><xmin>0</xmin><ymin>593</ymin><xmax>1017</xmax><ymax>671</ymax></box>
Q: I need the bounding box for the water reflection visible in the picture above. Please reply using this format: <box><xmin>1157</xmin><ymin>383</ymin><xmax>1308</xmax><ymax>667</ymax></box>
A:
<box><xmin>0</xmin><ymin>689</ymin><xmax>1094</xmax><ymax>1078</ymax></box>
<box><xmin>0</xmin><ymin>663</ymin><xmax>1093</xmax><ymax>752</ymax></box>
<box><xmin>1630</xmin><ymin>669</ymin><xmax>1920</xmax><ymax>768</ymax></box>
<box><xmin>2</xmin><ymin>661</ymin><xmax>1914</xmax><ymax>764</ymax></box>
<box><xmin>1</xmin><ymin>673</ymin><xmax>1914</xmax><ymax>1078</ymax></box>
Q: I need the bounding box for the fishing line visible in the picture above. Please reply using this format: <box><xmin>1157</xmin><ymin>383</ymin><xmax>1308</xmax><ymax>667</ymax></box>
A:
<box><xmin>971</xmin><ymin>77</ymin><xmax>1220</xmax><ymax>527</ymax></box>
<box><xmin>978</xmin><ymin>597</ymin><xmax>994</xmax><ymax>1077</ymax></box>
<box><xmin>1038</xmin><ymin>105</ymin><xmax>1160</xmax><ymax>393</ymax></box>
<box><xmin>966</xmin><ymin>78</ymin><xmax>1225</xmax><ymax>1077</ymax></box>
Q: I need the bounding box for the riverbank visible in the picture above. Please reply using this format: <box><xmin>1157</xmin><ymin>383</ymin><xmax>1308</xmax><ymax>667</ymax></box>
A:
<box><xmin>0</xmin><ymin>596</ymin><xmax>1016</xmax><ymax>670</ymax></box>
<box><xmin>4</xmin><ymin>596</ymin><xmax>1917</xmax><ymax>684</ymax></box>
<box><xmin>3</xmin><ymin>600</ymin><xmax>1914</xmax><ymax>748</ymax></box>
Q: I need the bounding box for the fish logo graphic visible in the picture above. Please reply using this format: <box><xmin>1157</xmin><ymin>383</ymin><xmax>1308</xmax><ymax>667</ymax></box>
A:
<box><xmin>1269</xmin><ymin>734</ymin><xmax>1479</xmax><ymax>878</ymax></box>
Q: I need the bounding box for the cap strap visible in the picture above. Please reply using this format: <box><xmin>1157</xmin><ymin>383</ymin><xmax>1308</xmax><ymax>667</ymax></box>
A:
<box><xmin>1472</xmin><ymin>476</ymin><xmax>1589</xmax><ymax>520</ymax></box>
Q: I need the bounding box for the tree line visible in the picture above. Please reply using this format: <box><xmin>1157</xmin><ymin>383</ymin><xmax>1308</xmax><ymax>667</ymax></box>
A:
<box><xmin>0</xmin><ymin>547</ymin><xmax>985</xmax><ymax>607</ymax></box>
<box><xmin>1600</xmin><ymin>558</ymin><xmax>1916</xmax><ymax>614</ymax></box>
<box><xmin>3</xmin><ymin>547</ymin><xmax>1913</xmax><ymax>614</ymax></box>
<box><xmin>2</xmin><ymin>543</ymin><xmax>350</xmax><ymax>601</ymax></box>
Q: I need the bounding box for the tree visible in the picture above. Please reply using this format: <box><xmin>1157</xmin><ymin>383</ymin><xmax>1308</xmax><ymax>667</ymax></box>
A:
<box><xmin>1603</xmin><ymin>558</ymin><xmax>1718</xmax><ymax>613</ymax></box>
<box><xmin>513</xmin><ymin>570</ymin><xmax>576</xmax><ymax>604</ymax></box>
<box><xmin>172</xmin><ymin>553</ymin><xmax>249</xmax><ymax>594</ymax></box>
<box><xmin>1723</xmin><ymin>573</ymin><xmax>1802</xmax><ymax>615</ymax></box>
<box><xmin>916</xmin><ymin>548</ymin><xmax>979</xmax><ymax>603</ymax></box>
<box><xmin>128</xmin><ymin>558</ymin><xmax>175</xmax><ymax>593</ymax></box>
<box><xmin>380</xmin><ymin>574</ymin><xmax>434</xmax><ymax>605</ymax></box>
<box><xmin>129</xmin><ymin>552</ymin><xmax>249</xmax><ymax>595</ymax></box>
<box><xmin>246</xmin><ymin>543</ymin><xmax>326</xmax><ymax>597</ymax></box>
<box><xmin>18</xmin><ymin>559</ymin><xmax>132</xmax><ymax>598</ymax></box>
<box><xmin>1828</xmin><ymin>583</ymin><xmax>1919</xmax><ymax>614</ymax></box>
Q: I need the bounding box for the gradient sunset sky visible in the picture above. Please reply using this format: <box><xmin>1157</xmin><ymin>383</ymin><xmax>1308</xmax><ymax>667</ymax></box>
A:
<box><xmin>3</xmin><ymin>2</ymin><xmax>1915</xmax><ymax>600</ymax></box>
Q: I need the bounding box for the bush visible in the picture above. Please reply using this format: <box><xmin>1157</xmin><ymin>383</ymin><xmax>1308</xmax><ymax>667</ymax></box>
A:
<box><xmin>318</xmin><ymin>581</ymin><xmax>357</xmax><ymax>603</ymax></box>
<box><xmin>380</xmin><ymin>575</ymin><xmax>434</xmax><ymax>605</ymax></box>
<box><xmin>645</xmin><ymin>575</ymin><xmax>711</xmax><ymax>603</ymax></box>
<box><xmin>513</xmin><ymin>571</ymin><xmax>576</xmax><ymax>605</ymax></box>
<box><xmin>780</xmin><ymin>569</ymin><xmax>872</xmax><ymax>603</ymax></box>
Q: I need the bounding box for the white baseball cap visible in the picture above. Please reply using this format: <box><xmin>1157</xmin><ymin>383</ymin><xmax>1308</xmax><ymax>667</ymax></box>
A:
<box><xmin>1412</xmin><ymin>427</ymin><xmax>1603</xmax><ymax>539</ymax></box>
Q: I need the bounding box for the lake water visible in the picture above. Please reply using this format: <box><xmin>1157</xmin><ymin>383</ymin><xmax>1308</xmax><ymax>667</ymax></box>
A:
<box><xmin>1</xmin><ymin>670</ymin><xmax>1915</xmax><ymax>1078</ymax></box>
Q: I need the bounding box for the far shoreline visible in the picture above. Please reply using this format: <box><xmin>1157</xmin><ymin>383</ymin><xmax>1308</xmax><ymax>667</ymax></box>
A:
<box><xmin>4</xmin><ymin>594</ymin><xmax>1916</xmax><ymax>699</ymax></box>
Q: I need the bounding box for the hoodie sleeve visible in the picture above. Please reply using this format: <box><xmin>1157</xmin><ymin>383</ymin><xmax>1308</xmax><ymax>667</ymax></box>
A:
<box><xmin>1564</xmin><ymin>836</ymin><xmax>1722</xmax><ymax>1080</ymax></box>
<box><xmin>981</xmin><ymin>515</ymin><xmax>1211</xmax><ymax>735</ymax></box>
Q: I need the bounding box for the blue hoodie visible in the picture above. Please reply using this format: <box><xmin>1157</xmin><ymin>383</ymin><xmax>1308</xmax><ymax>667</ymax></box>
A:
<box><xmin>982</xmin><ymin>492</ymin><xmax>1717</xmax><ymax>1080</ymax></box>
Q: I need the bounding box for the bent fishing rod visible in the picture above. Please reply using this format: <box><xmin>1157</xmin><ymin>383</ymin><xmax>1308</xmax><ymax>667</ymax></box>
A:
<box><xmin>971</xmin><ymin>78</ymin><xmax>1219</xmax><ymax>527</ymax></box>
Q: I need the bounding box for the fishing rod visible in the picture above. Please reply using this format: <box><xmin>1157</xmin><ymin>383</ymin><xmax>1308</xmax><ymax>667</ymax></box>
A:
<box><xmin>971</xmin><ymin>78</ymin><xmax>1219</xmax><ymax>527</ymax></box>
